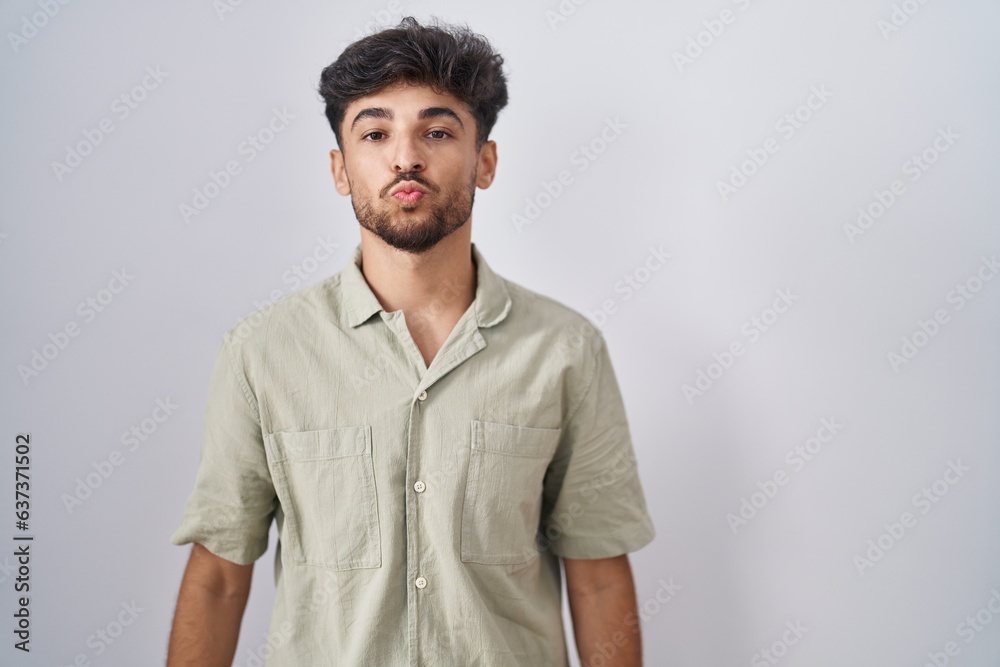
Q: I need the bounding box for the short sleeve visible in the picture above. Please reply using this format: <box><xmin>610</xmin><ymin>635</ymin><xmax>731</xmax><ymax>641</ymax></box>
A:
<box><xmin>540</xmin><ymin>333</ymin><xmax>656</xmax><ymax>559</ymax></box>
<box><xmin>169</xmin><ymin>332</ymin><xmax>276</xmax><ymax>565</ymax></box>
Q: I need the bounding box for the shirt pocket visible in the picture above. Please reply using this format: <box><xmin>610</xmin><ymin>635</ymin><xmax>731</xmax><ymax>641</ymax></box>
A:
<box><xmin>461</xmin><ymin>419</ymin><xmax>562</xmax><ymax>565</ymax></box>
<box><xmin>265</xmin><ymin>425</ymin><xmax>381</xmax><ymax>570</ymax></box>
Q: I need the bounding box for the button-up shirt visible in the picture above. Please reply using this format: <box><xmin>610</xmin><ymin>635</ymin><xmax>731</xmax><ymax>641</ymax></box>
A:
<box><xmin>170</xmin><ymin>242</ymin><xmax>656</xmax><ymax>666</ymax></box>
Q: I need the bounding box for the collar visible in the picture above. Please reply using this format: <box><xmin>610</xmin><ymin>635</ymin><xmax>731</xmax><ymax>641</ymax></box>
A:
<box><xmin>340</xmin><ymin>242</ymin><xmax>512</xmax><ymax>329</ymax></box>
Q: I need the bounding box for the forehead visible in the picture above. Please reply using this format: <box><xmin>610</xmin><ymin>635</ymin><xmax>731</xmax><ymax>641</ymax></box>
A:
<box><xmin>344</xmin><ymin>81</ymin><xmax>470</xmax><ymax>123</ymax></box>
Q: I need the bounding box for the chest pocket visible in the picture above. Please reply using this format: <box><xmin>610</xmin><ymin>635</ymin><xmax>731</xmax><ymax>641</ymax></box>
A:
<box><xmin>265</xmin><ymin>425</ymin><xmax>381</xmax><ymax>570</ymax></box>
<box><xmin>461</xmin><ymin>419</ymin><xmax>562</xmax><ymax>565</ymax></box>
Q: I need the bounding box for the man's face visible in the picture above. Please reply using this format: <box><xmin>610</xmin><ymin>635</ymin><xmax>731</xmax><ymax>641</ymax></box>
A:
<box><xmin>329</xmin><ymin>80</ymin><xmax>497</xmax><ymax>254</ymax></box>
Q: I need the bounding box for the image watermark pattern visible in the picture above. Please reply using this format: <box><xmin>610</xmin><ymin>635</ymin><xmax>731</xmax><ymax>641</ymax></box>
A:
<box><xmin>716</xmin><ymin>85</ymin><xmax>833</xmax><ymax>202</ymax></box>
<box><xmin>179</xmin><ymin>107</ymin><xmax>296</xmax><ymax>224</ymax></box>
<box><xmin>877</xmin><ymin>0</ymin><xmax>935</xmax><ymax>40</ymax></box>
<box><xmin>750</xmin><ymin>620</ymin><xmax>808</xmax><ymax>667</ymax></box>
<box><xmin>17</xmin><ymin>269</ymin><xmax>135</xmax><ymax>386</ymax></box>
<box><xmin>886</xmin><ymin>254</ymin><xmax>997</xmax><ymax>373</ymax></box>
<box><xmin>682</xmin><ymin>288</ymin><xmax>800</xmax><ymax>404</ymax></box>
<box><xmin>61</xmin><ymin>397</ymin><xmax>179</xmax><ymax>514</ymax></box>
<box><xmin>844</xmin><ymin>126</ymin><xmax>959</xmax><ymax>244</ymax></box>
<box><xmin>7</xmin><ymin>0</ymin><xmax>74</xmax><ymax>53</ymax></box>
<box><xmin>512</xmin><ymin>116</ymin><xmax>627</xmax><ymax>232</ymax></box>
<box><xmin>228</xmin><ymin>235</ymin><xmax>341</xmax><ymax>343</ymax></box>
<box><xmin>2</xmin><ymin>3</ymin><xmax>996</xmax><ymax>665</ymax></box>
<box><xmin>726</xmin><ymin>417</ymin><xmax>845</xmax><ymax>534</ymax></box>
<box><xmin>672</xmin><ymin>0</ymin><xmax>757</xmax><ymax>73</ymax></box>
<box><xmin>852</xmin><ymin>459</ymin><xmax>970</xmax><ymax>575</ymax></box>
<box><xmin>51</xmin><ymin>65</ymin><xmax>169</xmax><ymax>182</ymax></box>
<box><xmin>558</xmin><ymin>244</ymin><xmax>673</xmax><ymax>354</ymax></box>
<box><xmin>918</xmin><ymin>588</ymin><xmax>1000</xmax><ymax>666</ymax></box>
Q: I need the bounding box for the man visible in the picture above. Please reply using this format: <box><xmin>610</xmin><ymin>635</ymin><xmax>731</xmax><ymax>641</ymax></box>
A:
<box><xmin>167</xmin><ymin>16</ymin><xmax>655</xmax><ymax>666</ymax></box>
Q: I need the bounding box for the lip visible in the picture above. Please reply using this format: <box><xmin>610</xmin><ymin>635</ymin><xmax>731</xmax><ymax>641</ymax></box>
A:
<box><xmin>393</xmin><ymin>190</ymin><xmax>424</xmax><ymax>204</ymax></box>
<box><xmin>389</xmin><ymin>182</ymin><xmax>429</xmax><ymax>197</ymax></box>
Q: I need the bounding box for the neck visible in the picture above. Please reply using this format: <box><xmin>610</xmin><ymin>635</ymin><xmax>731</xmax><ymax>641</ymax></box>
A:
<box><xmin>357</xmin><ymin>228</ymin><xmax>476</xmax><ymax>323</ymax></box>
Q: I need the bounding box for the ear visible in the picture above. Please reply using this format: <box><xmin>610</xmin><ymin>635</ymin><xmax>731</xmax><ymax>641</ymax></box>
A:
<box><xmin>330</xmin><ymin>148</ymin><xmax>351</xmax><ymax>195</ymax></box>
<box><xmin>475</xmin><ymin>140</ymin><xmax>498</xmax><ymax>189</ymax></box>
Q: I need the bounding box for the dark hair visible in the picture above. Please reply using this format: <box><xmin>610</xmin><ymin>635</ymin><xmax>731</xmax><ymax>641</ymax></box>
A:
<box><xmin>317</xmin><ymin>16</ymin><xmax>508</xmax><ymax>152</ymax></box>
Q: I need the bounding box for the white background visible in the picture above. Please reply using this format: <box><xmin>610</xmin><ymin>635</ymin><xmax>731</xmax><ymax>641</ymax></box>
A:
<box><xmin>2</xmin><ymin>0</ymin><xmax>999</xmax><ymax>665</ymax></box>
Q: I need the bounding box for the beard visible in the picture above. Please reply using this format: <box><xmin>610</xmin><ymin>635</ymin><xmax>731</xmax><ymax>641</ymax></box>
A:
<box><xmin>352</xmin><ymin>170</ymin><xmax>477</xmax><ymax>254</ymax></box>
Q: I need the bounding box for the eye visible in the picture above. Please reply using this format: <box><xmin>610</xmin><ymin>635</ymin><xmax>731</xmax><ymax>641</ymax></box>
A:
<box><xmin>362</xmin><ymin>131</ymin><xmax>385</xmax><ymax>142</ymax></box>
<box><xmin>428</xmin><ymin>130</ymin><xmax>451</xmax><ymax>139</ymax></box>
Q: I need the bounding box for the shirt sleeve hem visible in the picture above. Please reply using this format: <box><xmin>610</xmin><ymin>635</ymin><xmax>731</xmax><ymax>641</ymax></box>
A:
<box><xmin>170</xmin><ymin>526</ymin><xmax>267</xmax><ymax>566</ymax></box>
<box><xmin>549</xmin><ymin>518</ymin><xmax>656</xmax><ymax>560</ymax></box>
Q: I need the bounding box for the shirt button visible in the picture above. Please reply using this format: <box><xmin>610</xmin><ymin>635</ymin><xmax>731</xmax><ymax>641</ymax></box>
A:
<box><xmin>417</xmin><ymin>390</ymin><xmax>427</xmax><ymax>401</ymax></box>
<box><xmin>415</xmin><ymin>576</ymin><xmax>427</xmax><ymax>589</ymax></box>
<box><xmin>414</xmin><ymin>480</ymin><xmax>426</xmax><ymax>493</ymax></box>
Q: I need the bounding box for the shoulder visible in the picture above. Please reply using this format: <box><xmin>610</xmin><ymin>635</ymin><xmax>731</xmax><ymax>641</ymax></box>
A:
<box><xmin>500</xmin><ymin>275</ymin><xmax>607</xmax><ymax>363</ymax></box>
<box><xmin>502</xmin><ymin>276</ymin><xmax>593</xmax><ymax>329</ymax></box>
<box><xmin>220</xmin><ymin>274</ymin><xmax>342</xmax><ymax>357</ymax></box>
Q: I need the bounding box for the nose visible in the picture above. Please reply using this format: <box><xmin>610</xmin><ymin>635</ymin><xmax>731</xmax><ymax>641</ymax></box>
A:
<box><xmin>392</xmin><ymin>133</ymin><xmax>425</xmax><ymax>173</ymax></box>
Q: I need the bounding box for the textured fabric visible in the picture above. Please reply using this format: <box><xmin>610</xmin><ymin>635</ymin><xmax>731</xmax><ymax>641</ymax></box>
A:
<box><xmin>170</xmin><ymin>242</ymin><xmax>656</xmax><ymax>666</ymax></box>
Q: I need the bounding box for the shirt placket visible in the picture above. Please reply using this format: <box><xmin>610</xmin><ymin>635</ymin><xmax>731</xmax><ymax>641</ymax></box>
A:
<box><xmin>379</xmin><ymin>308</ymin><xmax>488</xmax><ymax>667</ymax></box>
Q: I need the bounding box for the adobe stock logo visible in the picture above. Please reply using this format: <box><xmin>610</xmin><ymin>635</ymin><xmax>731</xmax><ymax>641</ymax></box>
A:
<box><xmin>556</xmin><ymin>245</ymin><xmax>672</xmax><ymax>356</ymax></box>
<box><xmin>8</xmin><ymin>0</ymin><xmax>73</xmax><ymax>53</ymax></box>
<box><xmin>512</xmin><ymin>116</ymin><xmax>627</xmax><ymax>232</ymax></box>
<box><xmin>56</xmin><ymin>600</ymin><xmax>145</xmax><ymax>665</ymax></box>
<box><xmin>750</xmin><ymin>620</ymin><xmax>808</xmax><ymax>667</ymax></box>
<box><xmin>179</xmin><ymin>107</ymin><xmax>296</xmax><ymax>224</ymax></box>
<box><xmin>726</xmin><ymin>417</ymin><xmax>844</xmax><ymax>534</ymax></box>
<box><xmin>228</xmin><ymin>235</ymin><xmax>340</xmax><ymax>344</ymax></box>
<box><xmin>716</xmin><ymin>85</ymin><xmax>833</xmax><ymax>202</ymax></box>
<box><xmin>843</xmin><ymin>126</ymin><xmax>959</xmax><ymax>244</ymax></box>
<box><xmin>51</xmin><ymin>65</ymin><xmax>169</xmax><ymax>182</ymax></box>
<box><xmin>886</xmin><ymin>254</ymin><xmax>997</xmax><ymax>373</ymax></box>
<box><xmin>544</xmin><ymin>0</ymin><xmax>591</xmax><ymax>31</ymax></box>
<box><xmin>671</xmin><ymin>0</ymin><xmax>756</xmax><ymax>73</ymax></box>
<box><xmin>877</xmin><ymin>0</ymin><xmax>934</xmax><ymax>40</ymax></box>
<box><xmin>18</xmin><ymin>268</ymin><xmax>135</xmax><ymax>386</ymax></box>
<box><xmin>61</xmin><ymin>397</ymin><xmax>179</xmax><ymax>514</ymax></box>
<box><xmin>852</xmin><ymin>459</ymin><xmax>970</xmax><ymax>576</ymax></box>
<box><xmin>920</xmin><ymin>588</ymin><xmax>1000</xmax><ymax>667</ymax></box>
<box><xmin>682</xmin><ymin>288</ymin><xmax>800</xmax><ymax>404</ymax></box>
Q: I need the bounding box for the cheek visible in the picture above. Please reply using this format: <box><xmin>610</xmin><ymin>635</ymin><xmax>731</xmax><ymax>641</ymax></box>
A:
<box><xmin>448</xmin><ymin>164</ymin><xmax>479</xmax><ymax>189</ymax></box>
<box><xmin>343</xmin><ymin>158</ymin><xmax>381</xmax><ymax>190</ymax></box>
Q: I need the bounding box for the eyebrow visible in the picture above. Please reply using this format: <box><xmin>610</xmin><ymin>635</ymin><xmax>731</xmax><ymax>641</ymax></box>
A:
<box><xmin>349</xmin><ymin>106</ymin><xmax>465</xmax><ymax>133</ymax></box>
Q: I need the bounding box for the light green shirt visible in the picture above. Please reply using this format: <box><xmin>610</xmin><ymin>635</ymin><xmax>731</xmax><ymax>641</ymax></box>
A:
<box><xmin>170</xmin><ymin>242</ymin><xmax>656</xmax><ymax>666</ymax></box>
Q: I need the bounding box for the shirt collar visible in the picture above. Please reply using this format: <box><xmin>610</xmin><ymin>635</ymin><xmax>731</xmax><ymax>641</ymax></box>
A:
<box><xmin>340</xmin><ymin>242</ymin><xmax>512</xmax><ymax>329</ymax></box>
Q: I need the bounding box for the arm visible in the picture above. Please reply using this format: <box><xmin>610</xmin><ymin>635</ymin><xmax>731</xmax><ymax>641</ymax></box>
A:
<box><xmin>166</xmin><ymin>542</ymin><xmax>254</xmax><ymax>666</ymax></box>
<box><xmin>564</xmin><ymin>554</ymin><xmax>642</xmax><ymax>667</ymax></box>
